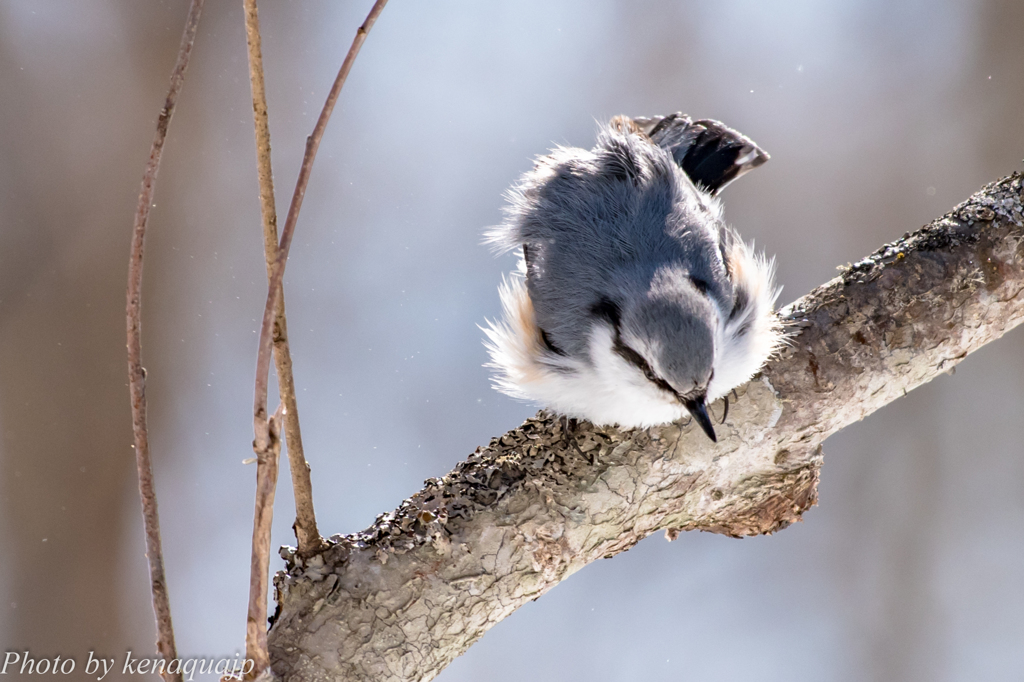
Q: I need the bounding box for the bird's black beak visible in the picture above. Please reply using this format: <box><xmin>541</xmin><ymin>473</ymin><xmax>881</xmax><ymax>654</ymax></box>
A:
<box><xmin>683</xmin><ymin>396</ymin><xmax>717</xmax><ymax>443</ymax></box>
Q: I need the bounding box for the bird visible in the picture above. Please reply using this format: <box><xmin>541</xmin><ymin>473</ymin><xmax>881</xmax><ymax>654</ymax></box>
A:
<box><xmin>482</xmin><ymin>113</ymin><xmax>782</xmax><ymax>442</ymax></box>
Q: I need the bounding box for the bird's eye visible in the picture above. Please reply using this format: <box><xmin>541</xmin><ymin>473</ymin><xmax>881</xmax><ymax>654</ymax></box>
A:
<box><xmin>539</xmin><ymin>328</ymin><xmax>565</xmax><ymax>356</ymax></box>
<box><xmin>589</xmin><ymin>297</ymin><xmax>621</xmax><ymax>325</ymax></box>
<box><xmin>690</xmin><ymin>276</ymin><xmax>710</xmax><ymax>296</ymax></box>
<box><xmin>613</xmin><ymin>340</ymin><xmax>683</xmax><ymax>401</ymax></box>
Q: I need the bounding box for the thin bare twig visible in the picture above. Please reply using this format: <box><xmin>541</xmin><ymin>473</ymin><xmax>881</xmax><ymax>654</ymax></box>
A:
<box><xmin>245</xmin><ymin>404</ymin><xmax>284</xmax><ymax>676</ymax></box>
<box><xmin>251</xmin><ymin>0</ymin><xmax>388</xmax><ymax>527</ymax></box>
<box><xmin>243</xmin><ymin>0</ymin><xmax>323</xmax><ymax>561</ymax></box>
<box><xmin>240</xmin><ymin>0</ymin><xmax>323</xmax><ymax>672</ymax></box>
<box><xmin>125</xmin><ymin>1</ymin><xmax>204</xmax><ymax>680</ymax></box>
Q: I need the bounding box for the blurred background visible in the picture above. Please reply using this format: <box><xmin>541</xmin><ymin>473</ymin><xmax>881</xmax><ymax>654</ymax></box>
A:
<box><xmin>1</xmin><ymin>1</ymin><xmax>1023</xmax><ymax>680</ymax></box>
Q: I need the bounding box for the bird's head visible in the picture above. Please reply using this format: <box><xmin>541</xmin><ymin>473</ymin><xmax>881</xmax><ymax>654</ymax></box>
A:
<box><xmin>590</xmin><ymin>267</ymin><xmax>721</xmax><ymax>441</ymax></box>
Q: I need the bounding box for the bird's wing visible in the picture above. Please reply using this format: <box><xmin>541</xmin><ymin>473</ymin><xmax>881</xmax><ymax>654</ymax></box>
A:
<box><xmin>630</xmin><ymin>113</ymin><xmax>769</xmax><ymax>195</ymax></box>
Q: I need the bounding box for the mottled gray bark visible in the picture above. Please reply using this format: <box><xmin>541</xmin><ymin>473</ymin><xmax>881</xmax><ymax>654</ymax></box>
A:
<box><xmin>268</xmin><ymin>172</ymin><xmax>1024</xmax><ymax>682</ymax></box>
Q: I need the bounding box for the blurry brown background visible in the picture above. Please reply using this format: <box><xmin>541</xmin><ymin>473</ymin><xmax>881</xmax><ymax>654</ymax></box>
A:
<box><xmin>1</xmin><ymin>1</ymin><xmax>1023</xmax><ymax>680</ymax></box>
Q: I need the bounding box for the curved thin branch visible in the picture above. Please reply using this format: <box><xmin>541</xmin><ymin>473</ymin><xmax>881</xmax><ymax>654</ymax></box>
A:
<box><xmin>125</xmin><ymin>1</ymin><xmax>204</xmax><ymax>680</ymax></box>
<box><xmin>242</xmin><ymin>0</ymin><xmax>321</xmax><ymax>559</ymax></box>
<box><xmin>252</xmin><ymin>0</ymin><xmax>389</xmax><ymax>460</ymax></box>
<box><xmin>245</xmin><ymin>1</ymin><xmax>388</xmax><ymax>673</ymax></box>
<box><xmin>268</xmin><ymin>173</ymin><xmax>1024</xmax><ymax>681</ymax></box>
<box><xmin>241</xmin><ymin>0</ymin><xmax>280</xmax><ymax>671</ymax></box>
<box><xmin>240</xmin><ymin>0</ymin><xmax>323</xmax><ymax>672</ymax></box>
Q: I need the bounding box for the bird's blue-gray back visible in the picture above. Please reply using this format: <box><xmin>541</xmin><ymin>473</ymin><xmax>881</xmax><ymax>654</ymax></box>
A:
<box><xmin>508</xmin><ymin>128</ymin><xmax>732</xmax><ymax>360</ymax></box>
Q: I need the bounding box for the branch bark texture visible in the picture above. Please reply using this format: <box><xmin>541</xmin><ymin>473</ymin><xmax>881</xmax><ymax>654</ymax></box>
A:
<box><xmin>269</xmin><ymin>173</ymin><xmax>1024</xmax><ymax>681</ymax></box>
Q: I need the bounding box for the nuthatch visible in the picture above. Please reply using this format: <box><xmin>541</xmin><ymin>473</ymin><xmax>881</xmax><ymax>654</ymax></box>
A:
<box><xmin>483</xmin><ymin>113</ymin><xmax>782</xmax><ymax>442</ymax></box>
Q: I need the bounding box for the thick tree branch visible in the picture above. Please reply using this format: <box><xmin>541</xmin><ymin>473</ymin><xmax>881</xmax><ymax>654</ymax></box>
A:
<box><xmin>124</xmin><ymin>2</ymin><xmax>203</xmax><ymax>681</ymax></box>
<box><xmin>268</xmin><ymin>173</ymin><xmax>1024</xmax><ymax>681</ymax></box>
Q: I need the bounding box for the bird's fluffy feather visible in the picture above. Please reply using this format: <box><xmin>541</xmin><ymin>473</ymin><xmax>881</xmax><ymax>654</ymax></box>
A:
<box><xmin>483</xmin><ymin>115</ymin><xmax>782</xmax><ymax>428</ymax></box>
